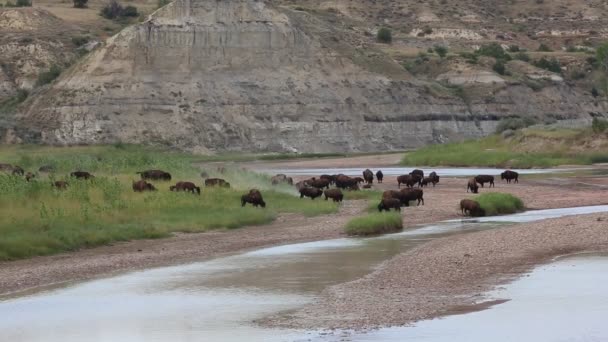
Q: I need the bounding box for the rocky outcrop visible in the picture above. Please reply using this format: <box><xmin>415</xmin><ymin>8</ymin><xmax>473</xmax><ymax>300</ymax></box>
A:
<box><xmin>16</xmin><ymin>0</ymin><xmax>607</xmax><ymax>152</ymax></box>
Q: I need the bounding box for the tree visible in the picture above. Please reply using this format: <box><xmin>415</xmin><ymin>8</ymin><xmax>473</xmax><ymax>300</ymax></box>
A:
<box><xmin>434</xmin><ymin>45</ymin><xmax>448</xmax><ymax>58</ymax></box>
<box><xmin>597</xmin><ymin>42</ymin><xmax>608</xmax><ymax>73</ymax></box>
<box><xmin>73</xmin><ymin>0</ymin><xmax>88</xmax><ymax>8</ymax></box>
<box><xmin>376</xmin><ymin>28</ymin><xmax>392</xmax><ymax>44</ymax></box>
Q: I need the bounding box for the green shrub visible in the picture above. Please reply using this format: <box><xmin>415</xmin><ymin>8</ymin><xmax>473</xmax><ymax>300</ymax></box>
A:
<box><xmin>474</xmin><ymin>193</ymin><xmax>524</xmax><ymax>216</ymax></box>
<box><xmin>495</xmin><ymin>117</ymin><xmax>537</xmax><ymax>133</ymax></box>
<box><xmin>71</xmin><ymin>36</ymin><xmax>90</xmax><ymax>47</ymax></box>
<box><xmin>493</xmin><ymin>60</ymin><xmax>506</xmax><ymax>75</ymax></box>
<box><xmin>477</xmin><ymin>43</ymin><xmax>511</xmax><ymax>61</ymax></box>
<box><xmin>434</xmin><ymin>45</ymin><xmax>448</xmax><ymax>58</ymax></box>
<box><xmin>377</xmin><ymin>27</ymin><xmax>392</xmax><ymax>44</ymax></box>
<box><xmin>533</xmin><ymin>57</ymin><xmax>561</xmax><ymax>73</ymax></box>
<box><xmin>508</xmin><ymin>45</ymin><xmax>520</xmax><ymax>52</ymax></box>
<box><xmin>591</xmin><ymin>87</ymin><xmax>600</xmax><ymax>98</ymax></box>
<box><xmin>514</xmin><ymin>52</ymin><xmax>531</xmax><ymax>62</ymax></box>
<box><xmin>345</xmin><ymin>212</ymin><xmax>403</xmax><ymax>236</ymax></box>
<box><xmin>592</xmin><ymin>117</ymin><xmax>608</xmax><ymax>134</ymax></box>
<box><xmin>100</xmin><ymin>0</ymin><xmax>137</xmax><ymax>19</ymax></box>
<box><xmin>13</xmin><ymin>0</ymin><xmax>31</xmax><ymax>6</ymax></box>
<box><xmin>122</xmin><ymin>5</ymin><xmax>138</xmax><ymax>17</ymax></box>
<box><xmin>538</xmin><ymin>43</ymin><xmax>552</xmax><ymax>52</ymax></box>
<box><xmin>36</xmin><ymin>65</ymin><xmax>62</xmax><ymax>87</ymax></box>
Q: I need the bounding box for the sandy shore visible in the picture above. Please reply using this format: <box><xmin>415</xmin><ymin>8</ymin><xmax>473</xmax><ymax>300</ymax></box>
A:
<box><xmin>1</xmin><ymin>165</ymin><xmax>607</xmax><ymax>298</ymax></box>
<box><xmin>264</xmin><ymin>212</ymin><xmax>608</xmax><ymax>330</ymax></box>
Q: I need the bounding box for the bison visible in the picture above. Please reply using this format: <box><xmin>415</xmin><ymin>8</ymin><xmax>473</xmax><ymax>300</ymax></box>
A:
<box><xmin>335</xmin><ymin>175</ymin><xmax>358</xmax><ymax>190</ymax></box>
<box><xmin>205</xmin><ymin>178</ymin><xmax>230</xmax><ymax>188</ymax></box>
<box><xmin>429</xmin><ymin>171</ymin><xmax>440</xmax><ymax>185</ymax></box>
<box><xmin>397</xmin><ymin>174</ymin><xmax>420</xmax><ymax>188</ymax></box>
<box><xmin>460</xmin><ymin>199</ymin><xmax>486</xmax><ymax>217</ymax></box>
<box><xmin>475</xmin><ymin>175</ymin><xmax>495</xmax><ymax>188</ymax></box>
<box><xmin>241</xmin><ymin>189</ymin><xmax>266</xmax><ymax>208</ymax></box>
<box><xmin>467</xmin><ymin>178</ymin><xmax>479</xmax><ymax>193</ymax></box>
<box><xmin>0</xmin><ymin>164</ymin><xmax>24</xmax><ymax>176</ymax></box>
<box><xmin>401</xmin><ymin>188</ymin><xmax>424</xmax><ymax>206</ymax></box>
<box><xmin>53</xmin><ymin>180</ymin><xmax>69</xmax><ymax>190</ymax></box>
<box><xmin>320</xmin><ymin>174</ymin><xmax>336</xmax><ymax>185</ymax></box>
<box><xmin>300</xmin><ymin>187</ymin><xmax>323</xmax><ymax>200</ymax></box>
<box><xmin>170</xmin><ymin>181</ymin><xmax>200</xmax><ymax>194</ymax></box>
<box><xmin>363</xmin><ymin>169</ymin><xmax>374</xmax><ymax>185</ymax></box>
<box><xmin>25</xmin><ymin>172</ymin><xmax>35</xmax><ymax>182</ymax></box>
<box><xmin>353</xmin><ymin>177</ymin><xmax>365</xmax><ymax>184</ymax></box>
<box><xmin>378</xmin><ymin>198</ymin><xmax>401</xmax><ymax>212</ymax></box>
<box><xmin>38</xmin><ymin>165</ymin><xmax>55</xmax><ymax>173</ymax></box>
<box><xmin>410</xmin><ymin>169</ymin><xmax>424</xmax><ymax>178</ymax></box>
<box><xmin>501</xmin><ymin>170</ymin><xmax>519</xmax><ymax>184</ymax></box>
<box><xmin>324</xmin><ymin>189</ymin><xmax>344</xmax><ymax>202</ymax></box>
<box><xmin>71</xmin><ymin>171</ymin><xmax>94</xmax><ymax>180</ymax></box>
<box><xmin>307</xmin><ymin>178</ymin><xmax>331</xmax><ymax>189</ymax></box>
<box><xmin>132</xmin><ymin>180</ymin><xmax>157</xmax><ymax>192</ymax></box>
<box><xmin>271</xmin><ymin>174</ymin><xmax>293</xmax><ymax>185</ymax></box>
<box><xmin>376</xmin><ymin>170</ymin><xmax>384</xmax><ymax>183</ymax></box>
<box><xmin>137</xmin><ymin>170</ymin><xmax>172</xmax><ymax>181</ymax></box>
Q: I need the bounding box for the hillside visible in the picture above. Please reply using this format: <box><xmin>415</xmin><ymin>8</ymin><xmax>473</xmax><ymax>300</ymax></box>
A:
<box><xmin>1</xmin><ymin>0</ymin><xmax>608</xmax><ymax>152</ymax></box>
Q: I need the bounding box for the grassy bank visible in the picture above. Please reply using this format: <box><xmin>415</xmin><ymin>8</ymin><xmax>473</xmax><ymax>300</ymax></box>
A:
<box><xmin>0</xmin><ymin>145</ymin><xmax>338</xmax><ymax>260</ymax></box>
<box><xmin>402</xmin><ymin>128</ymin><xmax>608</xmax><ymax>168</ymax></box>
<box><xmin>345</xmin><ymin>212</ymin><xmax>403</xmax><ymax>236</ymax></box>
<box><xmin>475</xmin><ymin>193</ymin><xmax>524</xmax><ymax>216</ymax></box>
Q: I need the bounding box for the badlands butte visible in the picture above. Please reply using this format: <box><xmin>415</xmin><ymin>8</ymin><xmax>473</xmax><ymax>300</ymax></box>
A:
<box><xmin>1</xmin><ymin>0</ymin><xmax>608</xmax><ymax>152</ymax></box>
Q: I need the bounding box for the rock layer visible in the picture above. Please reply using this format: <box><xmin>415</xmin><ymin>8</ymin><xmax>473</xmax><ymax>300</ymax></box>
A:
<box><xmin>17</xmin><ymin>0</ymin><xmax>606</xmax><ymax>152</ymax></box>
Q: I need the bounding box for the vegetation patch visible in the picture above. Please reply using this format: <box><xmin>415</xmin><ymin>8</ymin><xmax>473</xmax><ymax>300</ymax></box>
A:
<box><xmin>0</xmin><ymin>145</ymin><xmax>338</xmax><ymax>260</ymax></box>
<box><xmin>474</xmin><ymin>193</ymin><xmax>524</xmax><ymax>216</ymax></box>
<box><xmin>345</xmin><ymin>212</ymin><xmax>403</xmax><ymax>236</ymax></box>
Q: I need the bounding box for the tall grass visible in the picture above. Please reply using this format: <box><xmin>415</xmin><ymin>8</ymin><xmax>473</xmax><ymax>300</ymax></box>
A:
<box><xmin>345</xmin><ymin>212</ymin><xmax>403</xmax><ymax>236</ymax></box>
<box><xmin>0</xmin><ymin>145</ymin><xmax>339</xmax><ymax>260</ymax></box>
<box><xmin>402</xmin><ymin>129</ymin><xmax>608</xmax><ymax>168</ymax></box>
<box><xmin>474</xmin><ymin>193</ymin><xmax>524</xmax><ymax>216</ymax></box>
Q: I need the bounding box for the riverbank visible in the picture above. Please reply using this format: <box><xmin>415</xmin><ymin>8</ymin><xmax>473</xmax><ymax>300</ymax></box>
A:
<box><xmin>264</xmin><ymin>212</ymin><xmax>608</xmax><ymax>330</ymax></box>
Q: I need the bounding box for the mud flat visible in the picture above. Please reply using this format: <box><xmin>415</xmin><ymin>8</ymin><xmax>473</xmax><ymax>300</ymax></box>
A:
<box><xmin>265</xmin><ymin>212</ymin><xmax>608</xmax><ymax>330</ymax></box>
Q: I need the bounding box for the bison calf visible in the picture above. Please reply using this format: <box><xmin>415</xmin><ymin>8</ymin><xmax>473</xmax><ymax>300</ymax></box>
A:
<box><xmin>133</xmin><ymin>180</ymin><xmax>157</xmax><ymax>192</ymax></box>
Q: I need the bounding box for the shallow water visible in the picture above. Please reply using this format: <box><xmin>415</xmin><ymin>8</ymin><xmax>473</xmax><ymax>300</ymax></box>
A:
<box><xmin>1</xmin><ymin>206</ymin><xmax>607</xmax><ymax>341</ymax></box>
<box><xmin>259</xmin><ymin>167</ymin><xmax>579</xmax><ymax>177</ymax></box>
<box><xmin>314</xmin><ymin>254</ymin><xmax>608</xmax><ymax>342</ymax></box>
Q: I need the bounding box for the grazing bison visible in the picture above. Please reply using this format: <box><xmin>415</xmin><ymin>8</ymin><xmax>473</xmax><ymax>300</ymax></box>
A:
<box><xmin>0</xmin><ymin>164</ymin><xmax>23</xmax><ymax>175</ymax></box>
<box><xmin>383</xmin><ymin>190</ymin><xmax>406</xmax><ymax>206</ymax></box>
<box><xmin>132</xmin><ymin>180</ymin><xmax>157</xmax><ymax>192</ymax></box>
<box><xmin>320</xmin><ymin>174</ymin><xmax>335</xmax><ymax>185</ymax></box>
<box><xmin>467</xmin><ymin>178</ymin><xmax>479</xmax><ymax>193</ymax></box>
<box><xmin>401</xmin><ymin>188</ymin><xmax>424</xmax><ymax>206</ymax></box>
<box><xmin>53</xmin><ymin>180</ymin><xmax>69</xmax><ymax>190</ymax></box>
<box><xmin>39</xmin><ymin>165</ymin><xmax>55</xmax><ymax>173</ymax></box>
<box><xmin>271</xmin><ymin>174</ymin><xmax>293</xmax><ymax>185</ymax></box>
<box><xmin>410</xmin><ymin>169</ymin><xmax>424</xmax><ymax>178</ymax></box>
<box><xmin>324</xmin><ymin>189</ymin><xmax>344</xmax><ymax>202</ymax></box>
<box><xmin>378</xmin><ymin>198</ymin><xmax>401</xmax><ymax>212</ymax></box>
<box><xmin>241</xmin><ymin>189</ymin><xmax>266</xmax><ymax>208</ymax></box>
<box><xmin>397</xmin><ymin>174</ymin><xmax>420</xmax><ymax>188</ymax></box>
<box><xmin>170</xmin><ymin>181</ymin><xmax>201</xmax><ymax>194</ymax></box>
<box><xmin>501</xmin><ymin>170</ymin><xmax>519</xmax><ymax>184</ymax></box>
<box><xmin>137</xmin><ymin>170</ymin><xmax>172</xmax><ymax>181</ymax></box>
<box><xmin>71</xmin><ymin>171</ymin><xmax>94</xmax><ymax>180</ymax></box>
<box><xmin>376</xmin><ymin>170</ymin><xmax>384</xmax><ymax>183</ymax></box>
<box><xmin>335</xmin><ymin>175</ymin><xmax>358</xmax><ymax>190</ymax></box>
<box><xmin>25</xmin><ymin>172</ymin><xmax>35</xmax><ymax>182</ymax></box>
<box><xmin>362</xmin><ymin>169</ymin><xmax>374</xmax><ymax>185</ymax></box>
<box><xmin>300</xmin><ymin>187</ymin><xmax>323</xmax><ymax>200</ymax></box>
<box><xmin>460</xmin><ymin>199</ymin><xmax>486</xmax><ymax>217</ymax></box>
<box><xmin>307</xmin><ymin>178</ymin><xmax>331</xmax><ymax>189</ymax></box>
<box><xmin>205</xmin><ymin>178</ymin><xmax>230</xmax><ymax>188</ymax></box>
<box><xmin>475</xmin><ymin>175</ymin><xmax>495</xmax><ymax>188</ymax></box>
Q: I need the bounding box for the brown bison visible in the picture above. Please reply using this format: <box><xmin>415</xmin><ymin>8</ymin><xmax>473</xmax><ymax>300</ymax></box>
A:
<box><xmin>170</xmin><ymin>181</ymin><xmax>201</xmax><ymax>194</ymax></box>
<box><xmin>324</xmin><ymin>189</ymin><xmax>344</xmax><ymax>202</ymax></box>
<box><xmin>383</xmin><ymin>190</ymin><xmax>406</xmax><ymax>205</ymax></box>
<box><xmin>353</xmin><ymin>177</ymin><xmax>365</xmax><ymax>184</ymax></box>
<box><xmin>205</xmin><ymin>178</ymin><xmax>230</xmax><ymax>188</ymax></box>
<box><xmin>410</xmin><ymin>169</ymin><xmax>424</xmax><ymax>178</ymax></box>
<box><xmin>467</xmin><ymin>178</ymin><xmax>479</xmax><ymax>193</ymax></box>
<box><xmin>241</xmin><ymin>189</ymin><xmax>266</xmax><ymax>208</ymax></box>
<box><xmin>271</xmin><ymin>174</ymin><xmax>294</xmax><ymax>185</ymax></box>
<box><xmin>460</xmin><ymin>199</ymin><xmax>486</xmax><ymax>217</ymax></box>
<box><xmin>25</xmin><ymin>172</ymin><xmax>35</xmax><ymax>182</ymax></box>
<box><xmin>335</xmin><ymin>175</ymin><xmax>358</xmax><ymax>190</ymax></box>
<box><xmin>320</xmin><ymin>174</ymin><xmax>336</xmax><ymax>185</ymax></box>
<box><xmin>53</xmin><ymin>180</ymin><xmax>69</xmax><ymax>190</ymax></box>
<box><xmin>429</xmin><ymin>171</ymin><xmax>440</xmax><ymax>185</ymax></box>
<box><xmin>137</xmin><ymin>170</ymin><xmax>172</xmax><ymax>181</ymax></box>
<box><xmin>300</xmin><ymin>187</ymin><xmax>323</xmax><ymax>200</ymax></box>
<box><xmin>39</xmin><ymin>165</ymin><xmax>55</xmax><ymax>173</ymax></box>
<box><xmin>132</xmin><ymin>180</ymin><xmax>157</xmax><ymax>192</ymax></box>
<box><xmin>376</xmin><ymin>170</ymin><xmax>384</xmax><ymax>183</ymax></box>
<box><xmin>71</xmin><ymin>171</ymin><xmax>94</xmax><ymax>180</ymax></box>
<box><xmin>401</xmin><ymin>188</ymin><xmax>424</xmax><ymax>206</ymax></box>
<box><xmin>501</xmin><ymin>170</ymin><xmax>519</xmax><ymax>184</ymax></box>
<box><xmin>475</xmin><ymin>175</ymin><xmax>495</xmax><ymax>188</ymax></box>
<box><xmin>306</xmin><ymin>178</ymin><xmax>330</xmax><ymax>189</ymax></box>
<box><xmin>362</xmin><ymin>169</ymin><xmax>374</xmax><ymax>185</ymax></box>
<box><xmin>0</xmin><ymin>164</ymin><xmax>24</xmax><ymax>175</ymax></box>
<box><xmin>397</xmin><ymin>174</ymin><xmax>420</xmax><ymax>188</ymax></box>
<box><xmin>378</xmin><ymin>198</ymin><xmax>401</xmax><ymax>212</ymax></box>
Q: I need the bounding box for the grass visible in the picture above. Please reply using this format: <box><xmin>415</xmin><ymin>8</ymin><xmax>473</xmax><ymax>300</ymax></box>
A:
<box><xmin>0</xmin><ymin>145</ymin><xmax>339</xmax><ymax>260</ymax></box>
<box><xmin>343</xmin><ymin>189</ymin><xmax>384</xmax><ymax>201</ymax></box>
<box><xmin>345</xmin><ymin>212</ymin><xmax>403</xmax><ymax>236</ymax></box>
<box><xmin>474</xmin><ymin>193</ymin><xmax>524</xmax><ymax>216</ymax></box>
<box><xmin>402</xmin><ymin>127</ymin><xmax>608</xmax><ymax>168</ymax></box>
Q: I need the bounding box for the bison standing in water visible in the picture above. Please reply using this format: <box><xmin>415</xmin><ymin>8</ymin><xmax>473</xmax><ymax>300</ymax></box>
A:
<box><xmin>241</xmin><ymin>189</ymin><xmax>266</xmax><ymax>208</ymax></box>
<box><xmin>460</xmin><ymin>199</ymin><xmax>485</xmax><ymax>217</ymax></box>
<box><xmin>378</xmin><ymin>198</ymin><xmax>401</xmax><ymax>212</ymax></box>
<box><xmin>170</xmin><ymin>181</ymin><xmax>201</xmax><ymax>194</ymax></box>
<box><xmin>300</xmin><ymin>187</ymin><xmax>323</xmax><ymax>200</ymax></box>
<box><xmin>71</xmin><ymin>171</ymin><xmax>94</xmax><ymax>180</ymax></box>
<box><xmin>467</xmin><ymin>178</ymin><xmax>479</xmax><ymax>193</ymax></box>
<box><xmin>501</xmin><ymin>170</ymin><xmax>519</xmax><ymax>184</ymax></box>
<box><xmin>376</xmin><ymin>170</ymin><xmax>384</xmax><ymax>183</ymax></box>
<box><xmin>362</xmin><ymin>169</ymin><xmax>374</xmax><ymax>185</ymax></box>
<box><xmin>132</xmin><ymin>180</ymin><xmax>157</xmax><ymax>192</ymax></box>
<box><xmin>475</xmin><ymin>175</ymin><xmax>495</xmax><ymax>188</ymax></box>
<box><xmin>324</xmin><ymin>188</ymin><xmax>344</xmax><ymax>202</ymax></box>
<box><xmin>137</xmin><ymin>170</ymin><xmax>172</xmax><ymax>181</ymax></box>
